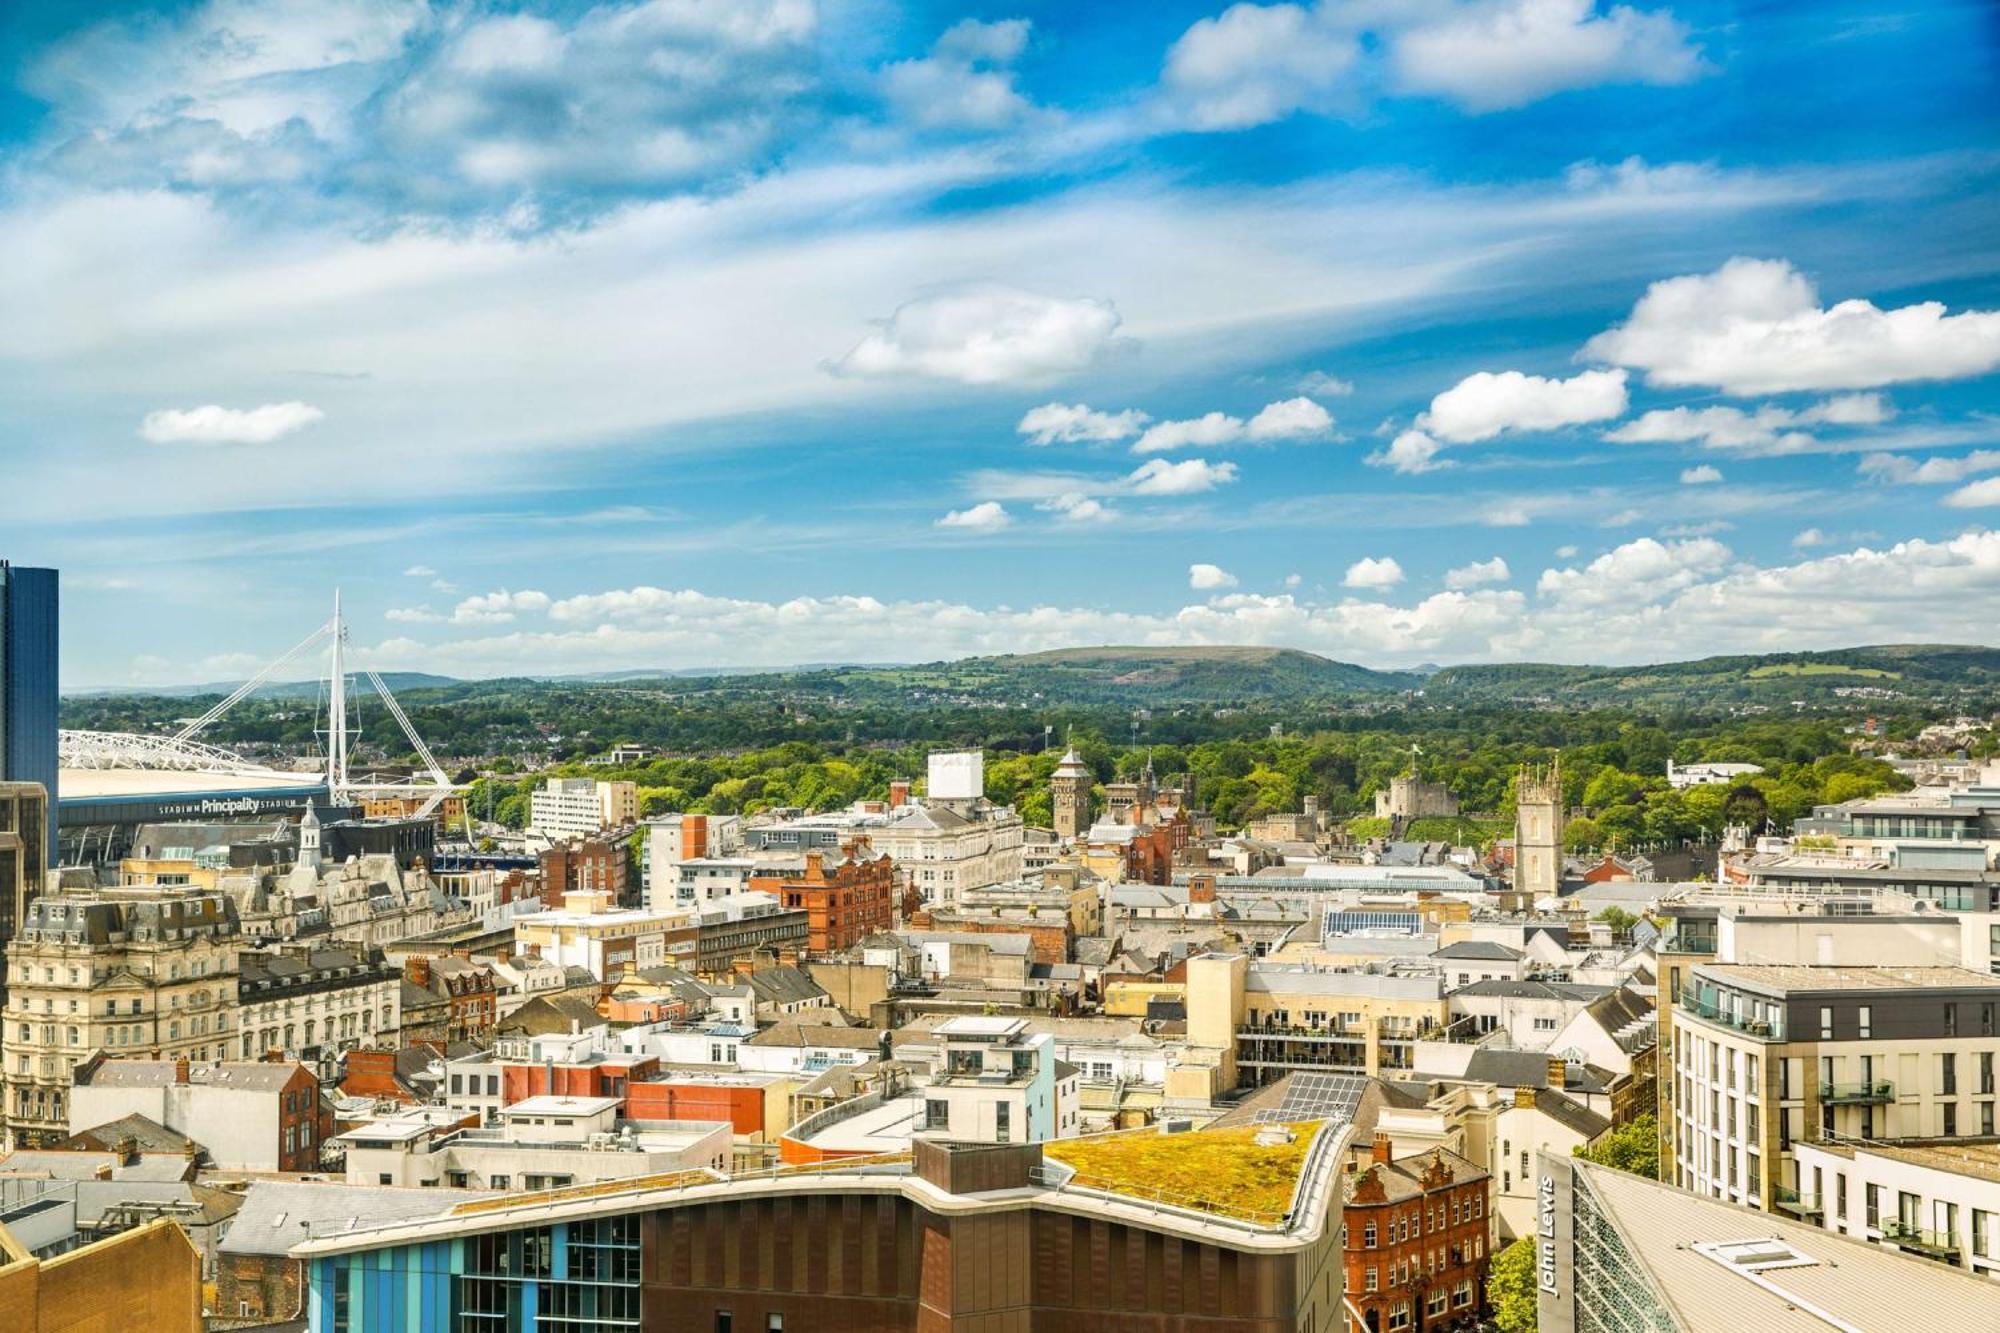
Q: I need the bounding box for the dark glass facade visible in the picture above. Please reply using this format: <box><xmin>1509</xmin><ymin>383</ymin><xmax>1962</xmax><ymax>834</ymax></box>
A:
<box><xmin>0</xmin><ymin>562</ymin><xmax>57</xmax><ymax>864</ymax></box>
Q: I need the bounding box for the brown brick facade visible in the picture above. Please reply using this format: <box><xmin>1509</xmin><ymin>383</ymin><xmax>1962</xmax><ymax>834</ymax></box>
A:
<box><xmin>1341</xmin><ymin>1141</ymin><xmax>1490</xmax><ymax>1333</ymax></box>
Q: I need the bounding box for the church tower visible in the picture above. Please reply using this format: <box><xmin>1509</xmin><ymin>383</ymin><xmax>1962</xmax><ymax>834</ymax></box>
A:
<box><xmin>1050</xmin><ymin>747</ymin><xmax>1092</xmax><ymax>842</ymax></box>
<box><xmin>1515</xmin><ymin>755</ymin><xmax>1562</xmax><ymax>902</ymax></box>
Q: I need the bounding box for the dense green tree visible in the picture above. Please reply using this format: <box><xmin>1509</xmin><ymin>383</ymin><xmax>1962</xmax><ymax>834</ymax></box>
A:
<box><xmin>1575</xmin><ymin>1113</ymin><xmax>1661</xmax><ymax>1180</ymax></box>
<box><xmin>1488</xmin><ymin>1240</ymin><xmax>1539</xmax><ymax>1333</ymax></box>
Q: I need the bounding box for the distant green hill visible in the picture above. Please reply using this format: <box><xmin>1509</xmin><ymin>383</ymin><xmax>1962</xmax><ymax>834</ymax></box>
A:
<box><xmin>796</xmin><ymin>646</ymin><xmax>1423</xmax><ymax>705</ymax></box>
<box><xmin>1425</xmin><ymin>644</ymin><xmax>2000</xmax><ymax>707</ymax></box>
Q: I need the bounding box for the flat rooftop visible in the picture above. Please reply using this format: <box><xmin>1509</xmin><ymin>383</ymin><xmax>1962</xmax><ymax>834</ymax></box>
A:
<box><xmin>59</xmin><ymin>768</ymin><xmax>325</xmax><ymax>800</ymax></box>
<box><xmin>504</xmin><ymin>1095</ymin><xmax>622</xmax><ymax>1118</ymax></box>
<box><xmin>1696</xmin><ymin>964</ymin><xmax>2000</xmax><ymax>992</ymax></box>
<box><xmin>799</xmin><ymin>1095</ymin><xmax>923</xmax><ymax>1154</ymax></box>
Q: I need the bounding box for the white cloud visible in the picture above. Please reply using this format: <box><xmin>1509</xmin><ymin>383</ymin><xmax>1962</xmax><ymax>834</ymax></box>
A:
<box><xmin>1792</xmin><ymin>527</ymin><xmax>1826</xmax><ymax>549</ymax></box>
<box><xmin>1680</xmin><ymin>464</ymin><xmax>1723</xmax><ymax>484</ymax></box>
<box><xmin>1555</xmin><ymin>544</ymin><xmax>1579</xmax><ymax>558</ymax></box>
<box><xmin>452</xmin><ymin>588</ymin><xmax>553</xmax><ymax>625</ymax></box>
<box><xmin>1945</xmin><ymin>479</ymin><xmax>2000</xmax><ymax>510</ymax></box>
<box><xmin>829</xmin><ymin>285</ymin><xmax>1125</xmax><ymax>384</ymax></box>
<box><xmin>1283</xmin><ymin>573</ymin><xmax>1302</xmax><ymax>587</ymax></box>
<box><xmin>1133</xmin><ymin>396</ymin><xmax>1333</xmax><ymax>453</ymax></box>
<box><xmin>1537</xmin><ymin>536</ymin><xmax>1730</xmax><ymax>607</ymax></box>
<box><xmin>1017</xmin><ymin>402</ymin><xmax>1148</xmax><ymax>445</ymax></box>
<box><xmin>1126</xmin><ymin>457</ymin><xmax>1239</xmax><ymax>495</ymax></box>
<box><xmin>402</xmin><ymin>564</ymin><xmax>437</xmax><ymax>578</ymax></box>
<box><xmin>1584</xmin><ymin>257</ymin><xmax>2000</xmax><ymax>395</ymax></box>
<box><xmin>1393</xmin><ymin>0</ymin><xmax>1707</xmax><ymax>112</ymax></box>
<box><xmin>1247</xmin><ymin>396</ymin><xmax>1335</xmax><ymax>439</ymax></box>
<box><xmin>1134</xmin><ymin>411</ymin><xmax>1245</xmax><ymax>453</ymax></box>
<box><xmin>1606</xmin><ymin>393</ymin><xmax>1892</xmax><ymax>453</ymax></box>
<box><xmin>1599</xmin><ymin>507</ymin><xmax>1645</xmax><ymax>528</ymax></box>
<box><xmin>1422</xmin><ymin>368</ymin><xmax>1628</xmax><ymax>443</ymax></box>
<box><xmin>936</xmin><ymin>501</ymin><xmax>1012</xmax><ymax>530</ymax></box>
<box><xmin>1858</xmin><ymin>450</ymin><xmax>2000</xmax><ymax>485</ymax></box>
<box><xmin>1161</xmin><ymin>3</ymin><xmax>1358</xmax><ymax>130</ymax></box>
<box><xmin>881</xmin><ymin>18</ymin><xmax>1037</xmax><ymax>131</ymax></box>
<box><xmin>1445</xmin><ymin>556</ymin><xmax>1511</xmax><ymax>589</ymax></box>
<box><xmin>1039</xmin><ymin>492</ymin><xmax>1117</xmax><ymax>523</ymax></box>
<box><xmin>1485</xmin><ymin>505</ymin><xmax>1534</xmax><ymax>527</ymax></box>
<box><xmin>1189</xmin><ymin>562</ymin><xmax>1238</xmax><ymax>590</ymax></box>
<box><xmin>1368</xmin><ymin>429</ymin><xmax>1450</xmax><ymax>474</ymax></box>
<box><xmin>386</xmin><ymin>605</ymin><xmax>442</xmax><ymax>623</ymax></box>
<box><xmin>1296</xmin><ymin>370</ymin><xmax>1354</xmax><ymax>396</ymax></box>
<box><xmin>139</xmin><ymin>400</ymin><xmax>324</xmax><ymax>444</ymax></box>
<box><xmin>1344</xmin><ymin>555</ymin><xmax>1406</xmax><ymax>589</ymax></box>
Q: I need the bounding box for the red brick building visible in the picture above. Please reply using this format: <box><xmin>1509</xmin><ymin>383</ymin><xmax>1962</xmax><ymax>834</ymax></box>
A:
<box><xmin>748</xmin><ymin>844</ymin><xmax>895</xmax><ymax>953</ymax></box>
<box><xmin>404</xmin><ymin>955</ymin><xmax>499</xmax><ymax>1044</ymax></box>
<box><xmin>539</xmin><ymin>833</ymin><xmax>632</xmax><ymax>907</ymax></box>
<box><xmin>1126</xmin><ymin>807</ymin><xmax>1193</xmax><ymax>884</ymax></box>
<box><xmin>1342</xmin><ymin>1136</ymin><xmax>1491</xmax><ymax>1333</ymax></box>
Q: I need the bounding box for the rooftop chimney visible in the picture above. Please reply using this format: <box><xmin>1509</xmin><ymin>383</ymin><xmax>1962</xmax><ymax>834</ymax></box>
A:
<box><xmin>1372</xmin><ymin>1132</ymin><xmax>1393</xmax><ymax>1167</ymax></box>
<box><xmin>173</xmin><ymin>1057</ymin><xmax>190</xmax><ymax>1085</ymax></box>
<box><xmin>1548</xmin><ymin>1056</ymin><xmax>1566</xmax><ymax>1090</ymax></box>
<box><xmin>889</xmin><ymin>781</ymin><xmax>910</xmax><ymax>810</ymax></box>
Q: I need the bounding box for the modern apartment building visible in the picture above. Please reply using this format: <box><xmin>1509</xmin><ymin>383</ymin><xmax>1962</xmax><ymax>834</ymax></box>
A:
<box><xmin>917</xmin><ymin>1015</ymin><xmax>1076</xmax><ymax>1144</ymax></box>
<box><xmin>2</xmin><ymin>886</ymin><xmax>242</xmax><ymax>1149</ymax></box>
<box><xmin>1669</xmin><ymin>962</ymin><xmax>2000</xmax><ymax>1211</ymax></box>
<box><xmin>529</xmin><ymin>779</ymin><xmax>638</xmax><ymax>840</ymax></box>
<box><xmin>1187</xmin><ymin>952</ymin><xmax>1448</xmax><ymax>1092</ymax></box>
<box><xmin>1791</xmin><ymin>1136</ymin><xmax>2000</xmax><ymax>1278</ymax></box>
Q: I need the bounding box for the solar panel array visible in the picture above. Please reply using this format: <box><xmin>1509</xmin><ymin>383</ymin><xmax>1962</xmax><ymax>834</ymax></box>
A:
<box><xmin>1250</xmin><ymin>1071</ymin><xmax>1368</xmax><ymax>1126</ymax></box>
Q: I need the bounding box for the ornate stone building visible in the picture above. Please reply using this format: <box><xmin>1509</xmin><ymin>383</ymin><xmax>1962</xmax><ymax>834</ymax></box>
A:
<box><xmin>2</xmin><ymin>886</ymin><xmax>242</xmax><ymax>1149</ymax></box>
<box><xmin>1515</xmin><ymin>756</ymin><xmax>1563</xmax><ymax>904</ymax></box>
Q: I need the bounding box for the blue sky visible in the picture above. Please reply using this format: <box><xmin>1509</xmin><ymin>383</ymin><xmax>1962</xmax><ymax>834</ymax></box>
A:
<box><xmin>2</xmin><ymin>0</ymin><xmax>1997</xmax><ymax>686</ymax></box>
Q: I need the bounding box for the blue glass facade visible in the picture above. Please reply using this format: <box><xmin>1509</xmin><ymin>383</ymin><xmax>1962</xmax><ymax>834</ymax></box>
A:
<box><xmin>0</xmin><ymin>562</ymin><xmax>58</xmax><ymax>863</ymax></box>
<box><xmin>309</xmin><ymin>1215</ymin><xmax>642</xmax><ymax>1332</ymax></box>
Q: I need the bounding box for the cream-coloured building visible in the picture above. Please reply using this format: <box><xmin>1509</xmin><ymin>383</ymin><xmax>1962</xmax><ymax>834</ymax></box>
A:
<box><xmin>2</xmin><ymin>886</ymin><xmax>242</xmax><ymax>1149</ymax></box>
<box><xmin>1186</xmin><ymin>952</ymin><xmax>1447</xmax><ymax>1091</ymax></box>
<box><xmin>1792</xmin><ymin>1137</ymin><xmax>2000</xmax><ymax>1278</ymax></box>
<box><xmin>1672</xmin><ymin>962</ymin><xmax>2000</xmax><ymax>1213</ymax></box>
<box><xmin>529</xmin><ymin>779</ymin><xmax>638</xmax><ymax>840</ymax></box>
<box><xmin>512</xmin><ymin>889</ymin><xmax>693</xmax><ymax>982</ymax></box>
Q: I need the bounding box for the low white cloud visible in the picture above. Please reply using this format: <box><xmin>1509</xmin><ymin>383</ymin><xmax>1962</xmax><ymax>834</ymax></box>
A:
<box><xmin>1189</xmin><ymin>562</ymin><xmax>1238</xmax><ymax>590</ymax></box>
<box><xmin>1367</xmin><ymin>428</ymin><xmax>1449</xmax><ymax>474</ymax></box>
<box><xmin>139</xmin><ymin>401</ymin><xmax>324</xmax><ymax>445</ymax></box>
<box><xmin>452</xmin><ymin>588</ymin><xmax>553</xmax><ymax>625</ymax></box>
<box><xmin>1857</xmin><ymin>450</ymin><xmax>2000</xmax><ymax>485</ymax></box>
<box><xmin>829</xmin><ymin>286</ymin><xmax>1125</xmax><ymax>384</ymax></box>
<box><xmin>1607</xmin><ymin>393</ymin><xmax>1891</xmax><ymax>453</ymax></box>
<box><xmin>402</xmin><ymin>564</ymin><xmax>437</xmax><ymax>578</ymax></box>
<box><xmin>1297</xmin><ymin>370</ymin><xmax>1354</xmax><ymax>396</ymax></box>
<box><xmin>1680</xmin><ymin>464</ymin><xmax>1723</xmax><ymax>484</ymax></box>
<box><xmin>1393</xmin><ymin>0</ymin><xmax>1707</xmax><ymax>112</ymax></box>
<box><xmin>1537</xmin><ymin>536</ymin><xmax>1730</xmax><ymax>608</ymax></box>
<box><xmin>1039</xmin><ymin>492</ymin><xmax>1116</xmax><ymax>523</ymax></box>
<box><xmin>1445</xmin><ymin>556</ymin><xmax>1511</xmax><ymax>589</ymax></box>
<box><xmin>1161</xmin><ymin>3</ymin><xmax>1358</xmax><ymax>130</ymax></box>
<box><xmin>1126</xmin><ymin>457</ymin><xmax>1239</xmax><ymax>495</ymax></box>
<box><xmin>1945</xmin><ymin>479</ymin><xmax>2000</xmax><ymax>510</ymax></box>
<box><xmin>936</xmin><ymin>501</ymin><xmax>1012</xmax><ymax>530</ymax></box>
<box><xmin>1584</xmin><ymin>257</ymin><xmax>2000</xmax><ymax>395</ymax></box>
<box><xmin>1423</xmin><ymin>367</ymin><xmax>1628</xmax><ymax>443</ymax></box>
<box><xmin>1017</xmin><ymin>402</ymin><xmax>1148</xmax><ymax>445</ymax></box>
<box><xmin>1555</xmin><ymin>544</ymin><xmax>1580</xmax><ymax>558</ymax></box>
<box><xmin>1792</xmin><ymin>528</ymin><xmax>1826</xmax><ymax>549</ymax></box>
<box><xmin>1344</xmin><ymin>555</ymin><xmax>1406</xmax><ymax>589</ymax></box>
<box><xmin>881</xmin><ymin>18</ymin><xmax>1037</xmax><ymax>131</ymax></box>
<box><xmin>1133</xmin><ymin>395</ymin><xmax>1332</xmax><ymax>453</ymax></box>
<box><xmin>386</xmin><ymin>605</ymin><xmax>443</xmax><ymax>623</ymax></box>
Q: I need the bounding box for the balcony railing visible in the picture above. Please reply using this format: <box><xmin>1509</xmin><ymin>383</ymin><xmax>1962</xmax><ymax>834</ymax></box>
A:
<box><xmin>1773</xmin><ymin>1187</ymin><xmax>1821</xmax><ymax>1219</ymax></box>
<box><xmin>1882</xmin><ymin>1221</ymin><xmax>1959</xmax><ymax>1257</ymax></box>
<box><xmin>1676</xmin><ymin>993</ymin><xmax>1785</xmax><ymax>1040</ymax></box>
<box><xmin>1823</xmin><ymin>1080</ymin><xmax>1894</xmax><ymax>1105</ymax></box>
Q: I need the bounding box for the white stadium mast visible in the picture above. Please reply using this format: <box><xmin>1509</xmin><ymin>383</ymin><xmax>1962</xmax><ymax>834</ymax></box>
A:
<box><xmin>62</xmin><ymin>591</ymin><xmax>458</xmax><ymax>818</ymax></box>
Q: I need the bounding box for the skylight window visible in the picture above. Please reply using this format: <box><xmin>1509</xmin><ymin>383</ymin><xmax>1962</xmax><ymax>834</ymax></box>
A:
<box><xmin>1694</xmin><ymin>1238</ymin><xmax>1819</xmax><ymax>1272</ymax></box>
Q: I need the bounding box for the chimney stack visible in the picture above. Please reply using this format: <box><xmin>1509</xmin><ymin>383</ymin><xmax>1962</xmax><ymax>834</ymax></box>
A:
<box><xmin>173</xmin><ymin>1057</ymin><xmax>190</xmax><ymax>1085</ymax></box>
<box><xmin>889</xmin><ymin>781</ymin><xmax>910</xmax><ymax>810</ymax></box>
<box><xmin>1548</xmin><ymin>1056</ymin><xmax>1566</xmax><ymax>1090</ymax></box>
<box><xmin>405</xmin><ymin>956</ymin><xmax>432</xmax><ymax>989</ymax></box>
<box><xmin>1372</xmin><ymin>1132</ymin><xmax>1393</xmax><ymax>1166</ymax></box>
